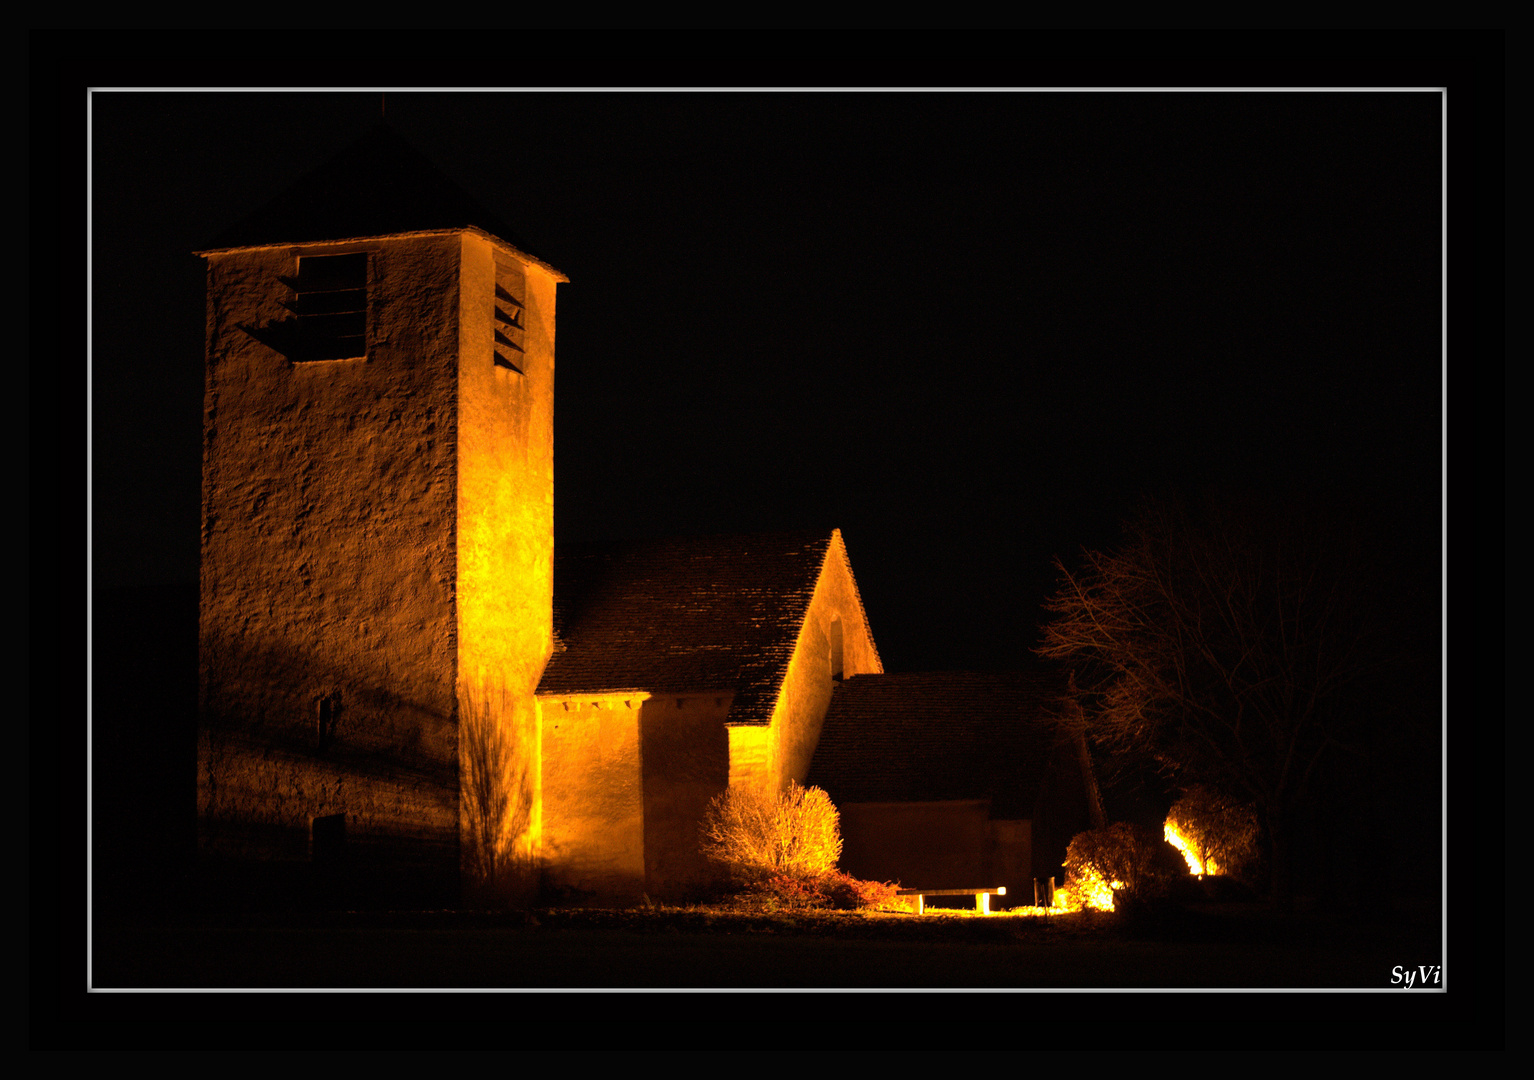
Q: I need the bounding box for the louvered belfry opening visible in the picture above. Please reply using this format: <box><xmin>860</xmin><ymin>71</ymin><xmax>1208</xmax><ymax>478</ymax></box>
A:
<box><xmin>493</xmin><ymin>261</ymin><xmax>526</xmax><ymax>373</ymax></box>
<box><xmin>289</xmin><ymin>252</ymin><xmax>367</xmax><ymax>361</ymax></box>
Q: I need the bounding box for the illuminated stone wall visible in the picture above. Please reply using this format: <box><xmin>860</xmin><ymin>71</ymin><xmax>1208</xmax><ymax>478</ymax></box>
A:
<box><xmin>197</xmin><ymin>230</ymin><xmax>561</xmax><ymax>894</ymax></box>
<box><xmin>539</xmin><ymin>696</ymin><xmax>647</xmax><ymax>900</ymax></box>
<box><xmin>639</xmin><ymin>693</ymin><xmax>733</xmax><ymax>899</ymax></box>
<box><xmin>767</xmin><ymin>532</ymin><xmax>882</xmax><ymax>792</ymax></box>
<box><xmin>199</xmin><ymin>235</ymin><xmax>464</xmax><ymax>872</ymax></box>
<box><xmin>455</xmin><ymin>235</ymin><xmax>558</xmax><ymax>900</ymax></box>
<box><xmin>724</xmin><ymin>722</ymin><xmax>772</xmax><ymax>798</ymax></box>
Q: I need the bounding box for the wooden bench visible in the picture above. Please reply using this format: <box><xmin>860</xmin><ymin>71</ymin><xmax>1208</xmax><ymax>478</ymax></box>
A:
<box><xmin>895</xmin><ymin>886</ymin><xmax>1006</xmax><ymax>915</ymax></box>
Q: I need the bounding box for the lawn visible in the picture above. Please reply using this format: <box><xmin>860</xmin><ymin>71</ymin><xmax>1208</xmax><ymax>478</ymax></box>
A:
<box><xmin>88</xmin><ymin>900</ymin><xmax>1442</xmax><ymax>990</ymax></box>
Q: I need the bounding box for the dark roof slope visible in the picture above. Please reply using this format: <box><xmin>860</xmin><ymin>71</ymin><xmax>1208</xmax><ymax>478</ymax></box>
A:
<box><xmin>536</xmin><ymin>531</ymin><xmax>837</xmax><ymax>724</ymax></box>
<box><xmin>203</xmin><ymin>124</ymin><xmax>552</xmax><ymax>267</ymax></box>
<box><xmin>806</xmin><ymin>672</ymin><xmax>1071</xmax><ymax>817</ymax></box>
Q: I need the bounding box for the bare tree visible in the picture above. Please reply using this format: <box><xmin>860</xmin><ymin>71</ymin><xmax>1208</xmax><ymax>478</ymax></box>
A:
<box><xmin>461</xmin><ymin>682</ymin><xmax>536</xmax><ymax>906</ymax></box>
<box><xmin>1036</xmin><ymin>494</ymin><xmax>1375</xmax><ymax>902</ymax></box>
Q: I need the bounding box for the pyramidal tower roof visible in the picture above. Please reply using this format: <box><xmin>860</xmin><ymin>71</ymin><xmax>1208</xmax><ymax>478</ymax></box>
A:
<box><xmin>201</xmin><ymin>124</ymin><xmax>563</xmax><ymax>277</ymax></box>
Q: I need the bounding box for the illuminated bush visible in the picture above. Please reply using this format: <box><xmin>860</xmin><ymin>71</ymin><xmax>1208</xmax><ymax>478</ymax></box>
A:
<box><xmin>1063</xmin><ymin>823</ymin><xmax>1171</xmax><ymax>911</ymax></box>
<box><xmin>700</xmin><ymin>781</ymin><xmax>844</xmax><ymax>881</ymax></box>
<box><xmin>1164</xmin><ymin>786</ymin><xmax>1259</xmax><ymax>879</ymax></box>
<box><xmin>743</xmin><ymin>871</ymin><xmax>902</xmax><ymax>912</ymax></box>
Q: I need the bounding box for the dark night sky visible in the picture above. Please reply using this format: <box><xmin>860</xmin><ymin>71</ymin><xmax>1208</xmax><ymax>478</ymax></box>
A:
<box><xmin>50</xmin><ymin>50</ymin><xmax>1505</xmax><ymax>1032</ymax></box>
<box><xmin>89</xmin><ymin>89</ymin><xmax>1445</xmax><ymax>675</ymax></box>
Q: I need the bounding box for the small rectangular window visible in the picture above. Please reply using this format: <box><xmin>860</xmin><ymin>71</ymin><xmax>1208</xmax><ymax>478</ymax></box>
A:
<box><xmin>291</xmin><ymin>253</ymin><xmax>367</xmax><ymax>361</ymax></box>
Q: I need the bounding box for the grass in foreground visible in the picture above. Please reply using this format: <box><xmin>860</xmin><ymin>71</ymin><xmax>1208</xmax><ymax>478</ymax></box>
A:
<box><xmin>90</xmin><ymin>899</ymin><xmax>1439</xmax><ymax>990</ymax></box>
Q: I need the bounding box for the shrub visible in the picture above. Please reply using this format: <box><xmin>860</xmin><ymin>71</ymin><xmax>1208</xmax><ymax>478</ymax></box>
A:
<box><xmin>699</xmin><ymin>783</ymin><xmax>897</xmax><ymax>912</ymax></box>
<box><xmin>1164</xmin><ymin>786</ymin><xmax>1260</xmax><ymax>880</ymax></box>
<box><xmin>1063</xmin><ymin>823</ymin><xmax>1173</xmax><ymax>911</ymax></box>
<box><xmin>700</xmin><ymin>781</ymin><xmax>843</xmax><ymax>881</ymax></box>
<box><xmin>820</xmin><ymin>872</ymin><xmax>901</xmax><ymax>910</ymax></box>
<box><xmin>740</xmin><ymin>871</ymin><xmax>902</xmax><ymax>912</ymax></box>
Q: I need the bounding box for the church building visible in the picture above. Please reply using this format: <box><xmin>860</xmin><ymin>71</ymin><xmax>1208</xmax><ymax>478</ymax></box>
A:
<box><xmin>194</xmin><ymin>128</ymin><xmax>1093</xmax><ymax>907</ymax></box>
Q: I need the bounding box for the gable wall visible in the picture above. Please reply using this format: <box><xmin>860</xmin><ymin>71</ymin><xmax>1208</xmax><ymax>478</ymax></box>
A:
<box><xmin>768</xmin><ymin>534</ymin><xmax>883</xmax><ymax>792</ymax></box>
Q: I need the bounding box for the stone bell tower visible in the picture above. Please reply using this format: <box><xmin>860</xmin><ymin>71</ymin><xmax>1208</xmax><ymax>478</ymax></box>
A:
<box><xmin>195</xmin><ymin>127</ymin><xmax>563</xmax><ymax>903</ymax></box>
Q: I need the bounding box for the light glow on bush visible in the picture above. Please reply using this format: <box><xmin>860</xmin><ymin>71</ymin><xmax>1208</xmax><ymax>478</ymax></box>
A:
<box><xmin>1164</xmin><ymin>819</ymin><xmax>1220</xmax><ymax>878</ymax></box>
<box><xmin>1164</xmin><ymin>787</ymin><xmax>1258</xmax><ymax>882</ymax></box>
<box><xmin>700</xmin><ymin>781</ymin><xmax>843</xmax><ymax>879</ymax></box>
<box><xmin>1059</xmin><ymin>867</ymin><xmax>1119</xmax><ymax>912</ymax></box>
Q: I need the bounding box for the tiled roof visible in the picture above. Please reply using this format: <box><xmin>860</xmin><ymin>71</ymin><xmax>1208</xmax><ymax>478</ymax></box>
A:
<box><xmin>806</xmin><ymin>671</ymin><xmax>1072</xmax><ymax>817</ymax></box>
<box><xmin>535</xmin><ymin>531</ymin><xmax>837</xmax><ymax>724</ymax></box>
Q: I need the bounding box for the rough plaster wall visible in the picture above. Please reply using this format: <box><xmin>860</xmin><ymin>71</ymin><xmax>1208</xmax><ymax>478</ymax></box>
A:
<box><xmin>455</xmin><ymin>236</ymin><xmax>556</xmax><ymax>894</ymax></box>
<box><xmin>725</xmin><ymin>724</ymin><xmax>772</xmax><ymax>796</ymax></box>
<box><xmin>539</xmin><ymin>698</ymin><xmax>646</xmax><ymax>900</ymax></box>
<box><xmin>198</xmin><ymin>237</ymin><xmax>462</xmax><ymax>866</ymax></box>
<box><xmin>770</xmin><ymin>536</ymin><xmax>883</xmax><ymax>791</ymax></box>
<box><xmin>639</xmin><ymin>694</ymin><xmax>732</xmax><ymax>898</ymax></box>
<box><xmin>990</xmin><ymin>819</ymin><xmax>1033</xmax><ymax>905</ymax></box>
<box><xmin>839</xmin><ymin>801</ymin><xmax>993</xmax><ymax>889</ymax></box>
